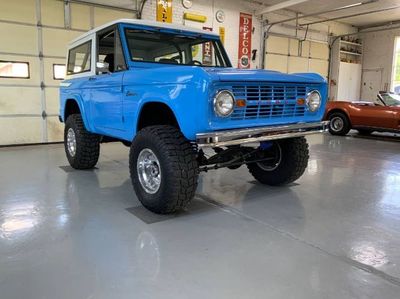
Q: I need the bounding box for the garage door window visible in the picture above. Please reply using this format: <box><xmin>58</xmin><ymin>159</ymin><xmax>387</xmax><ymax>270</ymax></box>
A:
<box><xmin>53</xmin><ymin>64</ymin><xmax>66</xmax><ymax>80</ymax></box>
<box><xmin>0</xmin><ymin>61</ymin><xmax>30</xmax><ymax>78</ymax></box>
<box><xmin>67</xmin><ymin>41</ymin><xmax>92</xmax><ymax>75</ymax></box>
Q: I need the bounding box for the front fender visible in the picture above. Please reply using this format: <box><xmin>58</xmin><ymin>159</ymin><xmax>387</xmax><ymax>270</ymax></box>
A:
<box><xmin>123</xmin><ymin>82</ymin><xmax>209</xmax><ymax>141</ymax></box>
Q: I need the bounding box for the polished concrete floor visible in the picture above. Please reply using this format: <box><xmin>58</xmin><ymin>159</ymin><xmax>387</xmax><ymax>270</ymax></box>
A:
<box><xmin>0</xmin><ymin>133</ymin><xmax>399</xmax><ymax>298</ymax></box>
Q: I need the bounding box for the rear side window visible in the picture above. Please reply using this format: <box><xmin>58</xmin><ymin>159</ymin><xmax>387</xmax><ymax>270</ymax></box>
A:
<box><xmin>67</xmin><ymin>41</ymin><xmax>92</xmax><ymax>75</ymax></box>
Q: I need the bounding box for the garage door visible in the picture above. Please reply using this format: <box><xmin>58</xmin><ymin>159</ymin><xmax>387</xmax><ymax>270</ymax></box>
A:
<box><xmin>0</xmin><ymin>0</ymin><xmax>134</xmax><ymax>146</ymax></box>
<box><xmin>264</xmin><ymin>35</ymin><xmax>329</xmax><ymax>78</ymax></box>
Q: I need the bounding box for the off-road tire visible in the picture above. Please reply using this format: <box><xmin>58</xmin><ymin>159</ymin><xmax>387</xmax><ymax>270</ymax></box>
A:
<box><xmin>357</xmin><ymin>129</ymin><xmax>373</xmax><ymax>136</ymax></box>
<box><xmin>64</xmin><ymin>114</ymin><xmax>100</xmax><ymax>169</ymax></box>
<box><xmin>328</xmin><ymin>112</ymin><xmax>351</xmax><ymax>136</ymax></box>
<box><xmin>247</xmin><ymin>137</ymin><xmax>309</xmax><ymax>186</ymax></box>
<box><xmin>130</xmin><ymin>125</ymin><xmax>199</xmax><ymax>214</ymax></box>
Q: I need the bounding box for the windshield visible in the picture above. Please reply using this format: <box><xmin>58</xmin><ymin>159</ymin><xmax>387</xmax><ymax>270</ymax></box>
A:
<box><xmin>124</xmin><ymin>29</ymin><xmax>230</xmax><ymax>67</ymax></box>
<box><xmin>380</xmin><ymin>93</ymin><xmax>400</xmax><ymax>106</ymax></box>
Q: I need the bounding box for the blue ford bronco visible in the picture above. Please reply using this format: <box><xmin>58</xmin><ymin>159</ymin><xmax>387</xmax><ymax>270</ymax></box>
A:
<box><xmin>60</xmin><ymin>19</ymin><xmax>328</xmax><ymax>214</ymax></box>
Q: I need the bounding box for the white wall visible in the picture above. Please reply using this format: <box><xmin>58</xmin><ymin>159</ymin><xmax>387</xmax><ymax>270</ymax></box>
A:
<box><xmin>361</xmin><ymin>29</ymin><xmax>399</xmax><ymax>95</ymax></box>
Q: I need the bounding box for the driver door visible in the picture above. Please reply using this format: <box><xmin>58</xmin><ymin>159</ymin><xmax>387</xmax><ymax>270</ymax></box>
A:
<box><xmin>88</xmin><ymin>26</ymin><xmax>127</xmax><ymax>135</ymax></box>
<box><xmin>351</xmin><ymin>100</ymin><xmax>395</xmax><ymax>128</ymax></box>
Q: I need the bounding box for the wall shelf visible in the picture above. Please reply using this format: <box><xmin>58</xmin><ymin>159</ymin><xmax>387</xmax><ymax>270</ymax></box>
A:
<box><xmin>340</xmin><ymin>50</ymin><xmax>362</xmax><ymax>56</ymax></box>
<box><xmin>340</xmin><ymin>40</ymin><xmax>362</xmax><ymax>47</ymax></box>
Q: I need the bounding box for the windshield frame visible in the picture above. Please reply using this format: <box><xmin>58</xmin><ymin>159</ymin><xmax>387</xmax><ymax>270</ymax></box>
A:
<box><xmin>378</xmin><ymin>93</ymin><xmax>400</xmax><ymax>107</ymax></box>
<box><xmin>121</xmin><ymin>24</ymin><xmax>232</xmax><ymax>68</ymax></box>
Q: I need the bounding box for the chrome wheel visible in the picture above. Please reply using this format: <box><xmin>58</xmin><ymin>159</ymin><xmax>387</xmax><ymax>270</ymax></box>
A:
<box><xmin>257</xmin><ymin>142</ymin><xmax>282</xmax><ymax>171</ymax></box>
<box><xmin>330</xmin><ymin>116</ymin><xmax>344</xmax><ymax>132</ymax></box>
<box><xmin>137</xmin><ymin>148</ymin><xmax>162</xmax><ymax>194</ymax></box>
<box><xmin>67</xmin><ymin>128</ymin><xmax>77</xmax><ymax>157</ymax></box>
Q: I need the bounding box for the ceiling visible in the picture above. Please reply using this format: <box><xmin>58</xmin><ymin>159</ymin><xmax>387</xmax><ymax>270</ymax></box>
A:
<box><xmin>78</xmin><ymin>0</ymin><xmax>400</xmax><ymax>28</ymax></box>
<box><xmin>253</xmin><ymin>0</ymin><xmax>400</xmax><ymax>28</ymax></box>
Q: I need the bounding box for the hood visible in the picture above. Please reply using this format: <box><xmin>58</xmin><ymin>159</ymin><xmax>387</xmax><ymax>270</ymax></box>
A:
<box><xmin>204</xmin><ymin>68</ymin><xmax>326</xmax><ymax>84</ymax></box>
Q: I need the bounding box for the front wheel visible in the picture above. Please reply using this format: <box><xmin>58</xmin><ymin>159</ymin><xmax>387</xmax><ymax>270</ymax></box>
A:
<box><xmin>130</xmin><ymin>126</ymin><xmax>199</xmax><ymax>214</ymax></box>
<box><xmin>328</xmin><ymin>112</ymin><xmax>351</xmax><ymax>136</ymax></box>
<box><xmin>247</xmin><ymin>137</ymin><xmax>309</xmax><ymax>186</ymax></box>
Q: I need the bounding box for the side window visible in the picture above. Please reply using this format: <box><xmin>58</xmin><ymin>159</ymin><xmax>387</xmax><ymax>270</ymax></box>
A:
<box><xmin>97</xmin><ymin>28</ymin><xmax>126</xmax><ymax>73</ymax></box>
<box><xmin>67</xmin><ymin>41</ymin><xmax>91</xmax><ymax>75</ymax></box>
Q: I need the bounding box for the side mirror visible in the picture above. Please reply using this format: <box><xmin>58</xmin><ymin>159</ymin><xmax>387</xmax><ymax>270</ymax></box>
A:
<box><xmin>96</xmin><ymin>62</ymin><xmax>110</xmax><ymax>73</ymax></box>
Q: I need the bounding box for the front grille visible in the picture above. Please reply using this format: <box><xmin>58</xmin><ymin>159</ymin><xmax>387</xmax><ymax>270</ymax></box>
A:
<box><xmin>230</xmin><ymin>84</ymin><xmax>308</xmax><ymax>120</ymax></box>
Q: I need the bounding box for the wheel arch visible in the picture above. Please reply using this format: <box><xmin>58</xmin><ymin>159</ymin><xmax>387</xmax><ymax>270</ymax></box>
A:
<box><xmin>326</xmin><ymin>108</ymin><xmax>352</xmax><ymax>126</ymax></box>
<box><xmin>136</xmin><ymin>101</ymin><xmax>181</xmax><ymax>133</ymax></box>
<box><xmin>63</xmin><ymin>97</ymin><xmax>92</xmax><ymax>131</ymax></box>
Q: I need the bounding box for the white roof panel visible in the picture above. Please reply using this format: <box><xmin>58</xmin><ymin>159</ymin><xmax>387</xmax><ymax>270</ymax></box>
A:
<box><xmin>69</xmin><ymin>19</ymin><xmax>219</xmax><ymax>45</ymax></box>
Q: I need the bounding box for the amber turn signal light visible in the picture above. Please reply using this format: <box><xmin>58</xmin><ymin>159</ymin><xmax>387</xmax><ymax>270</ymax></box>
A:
<box><xmin>297</xmin><ymin>98</ymin><xmax>305</xmax><ymax>105</ymax></box>
<box><xmin>236</xmin><ymin>99</ymin><xmax>246</xmax><ymax>107</ymax></box>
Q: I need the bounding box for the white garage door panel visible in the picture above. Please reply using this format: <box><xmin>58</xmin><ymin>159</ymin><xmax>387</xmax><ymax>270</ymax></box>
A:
<box><xmin>288</xmin><ymin>57</ymin><xmax>308</xmax><ymax>74</ymax></box>
<box><xmin>0</xmin><ymin>118</ymin><xmax>41</xmax><ymax>145</ymax></box>
<box><xmin>310</xmin><ymin>42</ymin><xmax>329</xmax><ymax>60</ymax></box>
<box><xmin>41</xmin><ymin>0</ymin><xmax>64</xmax><ymax>27</ymax></box>
<box><xmin>0</xmin><ymin>55</ymin><xmax>40</xmax><ymax>85</ymax></box>
<box><xmin>289</xmin><ymin>39</ymin><xmax>299</xmax><ymax>56</ymax></box>
<box><xmin>94</xmin><ymin>8</ymin><xmax>133</xmax><ymax>27</ymax></box>
<box><xmin>0</xmin><ymin>24</ymin><xmax>38</xmax><ymax>55</ymax></box>
<box><xmin>71</xmin><ymin>3</ymin><xmax>91</xmax><ymax>30</ymax></box>
<box><xmin>300</xmin><ymin>41</ymin><xmax>310</xmax><ymax>57</ymax></box>
<box><xmin>45</xmin><ymin>88</ymin><xmax>60</xmax><ymax>115</ymax></box>
<box><xmin>0</xmin><ymin>88</ymin><xmax>41</xmax><ymax>115</ymax></box>
<box><xmin>309</xmin><ymin>59</ymin><xmax>329</xmax><ymax>77</ymax></box>
<box><xmin>47</xmin><ymin>116</ymin><xmax>63</xmax><ymax>142</ymax></box>
<box><xmin>42</xmin><ymin>28</ymin><xmax>82</xmax><ymax>57</ymax></box>
<box><xmin>265</xmin><ymin>54</ymin><xmax>287</xmax><ymax>73</ymax></box>
<box><xmin>0</xmin><ymin>0</ymin><xmax>36</xmax><ymax>23</ymax></box>
<box><xmin>266</xmin><ymin>36</ymin><xmax>288</xmax><ymax>55</ymax></box>
<box><xmin>43</xmin><ymin>58</ymin><xmax>65</xmax><ymax>85</ymax></box>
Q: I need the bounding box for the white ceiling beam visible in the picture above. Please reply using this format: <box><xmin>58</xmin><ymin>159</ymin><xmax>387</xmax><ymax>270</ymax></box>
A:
<box><xmin>257</xmin><ymin>0</ymin><xmax>310</xmax><ymax>15</ymax></box>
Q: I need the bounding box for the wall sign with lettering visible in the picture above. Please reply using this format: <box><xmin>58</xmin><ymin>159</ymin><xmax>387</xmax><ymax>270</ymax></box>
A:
<box><xmin>157</xmin><ymin>0</ymin><xmax>172</xmax><ymax>23</ymax></box>
<box><xmin>238</xmin><ymin>13</ymin><xmax>252</xmax><ymax>69</ymax></box>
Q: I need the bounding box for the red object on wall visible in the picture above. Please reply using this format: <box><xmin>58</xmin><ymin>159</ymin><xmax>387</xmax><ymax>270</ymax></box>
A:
<box><xmin>238</xmin><ymin>13</ymin><xmax>252</xmax><ymax>69</ymax></box>
<box><xmin>202</xmin><ymin>27</ymin><xmax>213</xmax><ymax>65</ymax></box>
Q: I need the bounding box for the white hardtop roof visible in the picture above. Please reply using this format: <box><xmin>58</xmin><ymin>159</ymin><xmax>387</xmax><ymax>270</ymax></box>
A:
<box><xmin>69</xmin><ymin>18</ymin><xmax>219</xmax><ymax>45</ymax></box>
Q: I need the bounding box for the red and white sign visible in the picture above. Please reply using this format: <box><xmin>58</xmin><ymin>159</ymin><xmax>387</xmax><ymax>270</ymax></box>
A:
<box><xmin>202</xmin><ymin>27</ymin><xmax>213</xmax><ymax>65</ymax></box>
<box><xmin>238</xmin><ymin>13</ymin><xmax>252</xmax><ymax>69</ymax></box>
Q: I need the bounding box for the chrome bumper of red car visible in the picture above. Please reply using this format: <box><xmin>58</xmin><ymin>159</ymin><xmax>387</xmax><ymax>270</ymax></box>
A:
<box><xmin>196</xmin><ymin>121</ymin><xmax>329</xmax><ymax>148</ymax></box>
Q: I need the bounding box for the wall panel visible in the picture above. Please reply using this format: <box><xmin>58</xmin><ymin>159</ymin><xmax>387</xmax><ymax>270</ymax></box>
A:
<box><xmin>71</xmin><ymin>3</ymin><xmax>91</xmax><ymax>30</ymax></box>
<box><xmin>42</xmin><ymin>28</ymin><xmax>82</xmax><ymax>57</ymax></box>
<box><xmin>0</xmin><ymin>24</ymin><xmax>38</xmax><ymax>55</ymax></box>
<box><xmin>265</xmin><ymin>54</ymin><xmax>287</xmax><ymax>73</ymax></box>
<box><xmin>0</xmin><ymin>88</ymin><xmax>41</xmax><ymax>115</ymax></box>
<box><xmin>94</xmin><ymin>8</ymin><xmax>133</xmax><ymax>27</ymax></box>
<box><xmin>41</xmin><ymin>0</ymin><xmax>64</xmax><ymax>27</ymax></box>
<box><xmin>0</xmin><ymin>118</ymin><xmax>42</xmax><ymax>144</ymax></box>
<box><xmin>0</xmin><ymin>0</ymin><xmax>36</xmax><ymax>23</ymax></box>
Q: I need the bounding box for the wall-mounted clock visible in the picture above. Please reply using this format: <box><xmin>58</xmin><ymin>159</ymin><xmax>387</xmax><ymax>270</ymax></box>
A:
<box><xmin>216</xmin><ymin>10</ymin><xmax>225</xmax><ymax>23</ymax></box>
<box><xmin>182</xmin><ymin>0</ymin><xmax>193</xmax><ymax>9</ymax></box>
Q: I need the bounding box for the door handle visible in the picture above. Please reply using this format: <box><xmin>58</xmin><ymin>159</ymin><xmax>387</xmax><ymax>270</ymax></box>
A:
<box><xmin>89</xmin><ymin>77</ymin><xmax>97</xmax><ymax>81</ymax></box>
<box><xmin>126</xmin><ymin>91</ymin><xmax>137</xmax><ymax>97</ymax></box>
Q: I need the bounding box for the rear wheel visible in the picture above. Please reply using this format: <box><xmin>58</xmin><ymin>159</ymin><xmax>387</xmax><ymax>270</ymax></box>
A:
<box><xmin>64</xmin><ymin>114</ymin><xmax>100</xmax><ymax>169</ymax></box>
<box><xmin>328</xmin><ymin>112</ymin><xmax>351</xmax><ymax>136</ymax></box>
<box><xmin>130</xmin><ymin>125</ymin><xmax>199</xmax><ymax>214</ymax></box>
<box><xmin>247</xmin><ymin>137</ymin><xmax>309</xmax><ymax>186</ymax></box>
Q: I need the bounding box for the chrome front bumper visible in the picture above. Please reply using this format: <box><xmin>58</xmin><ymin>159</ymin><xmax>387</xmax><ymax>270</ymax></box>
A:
<box><xmin>196</xmin><ymin>121</ymin><xmax>329</xmax><ymax>148</ymax></box>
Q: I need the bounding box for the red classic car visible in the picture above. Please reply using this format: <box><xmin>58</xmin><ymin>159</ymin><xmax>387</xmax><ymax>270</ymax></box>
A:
<box><xmin>324</xmin><ymin>93</ymin><xmax>400</xmax><ymax>135</ymax></box>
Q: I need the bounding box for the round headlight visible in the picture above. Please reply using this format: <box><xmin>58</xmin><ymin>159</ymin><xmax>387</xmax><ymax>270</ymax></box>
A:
<box><xmin>214</xmin><ymin>90</ymin><xmax>235</xmax><ymax>117</ymax></box>
<box><xmin>306</xmin><ymin>90</ymin><xmax>321</xmax><ymax>112</ymax></box>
